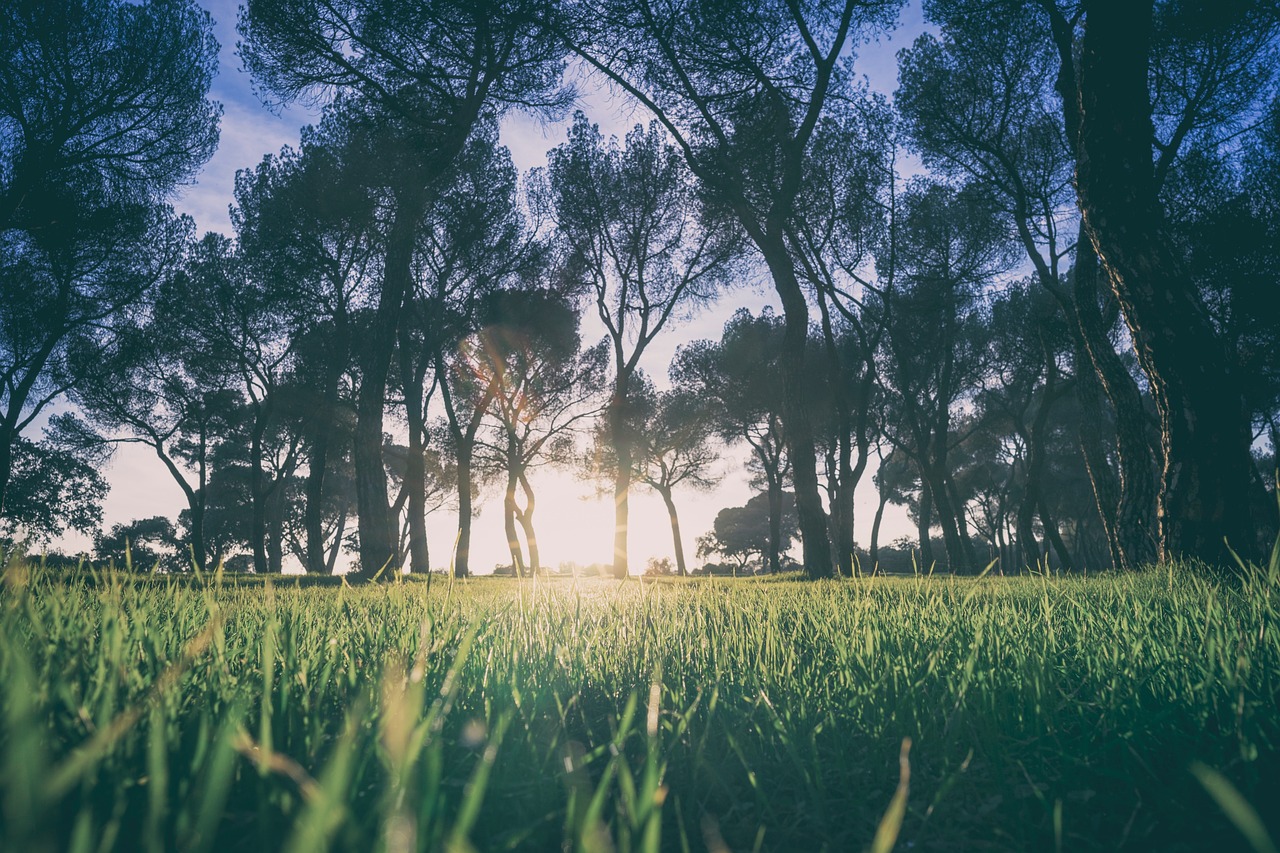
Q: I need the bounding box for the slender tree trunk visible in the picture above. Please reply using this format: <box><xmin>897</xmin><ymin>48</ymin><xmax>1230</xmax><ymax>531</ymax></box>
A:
<box><xmin>267</xmin><ymin>484</ymin><xmax>285</xmax><ymax>574</ymax></box>
<box><xmin>353</xmin><ymin>190</ymin><xmax>426</xmax><ymax>579</ymax></box>
<box><xmin>609</xmin><ymin>386</ymin><xmax>632</xmax><ymax>579</ymax></box>
<box><xmin>1071</xmin><ymin>331</ymin><xmax>1124</xmax><ymax>569</ymax></box>
<box><xmin>926</xmin><ymin>467</ymin><xmax>969</xmax><ymax>573</ymax></box>
<box><xmin>869</xmin><ymin>486</ymin><xmax>888</xmax><ymax>569</ymax></box>
<box><xmin>503</xmin><ymin>465</ymin><xmax>526</xmax><ymax>576</ymax></box>
<box><xmin>517</xmin><ymin>473</ymin><xmax>539</xmax><ymax>573</ymax></box>
<box><xmin>454</xmin><ymin>445</ymin><xmax>475</xmax><ymax>577</ymax></box>
<box><xmin>1075</xmin><ymin>0</ymin><xmax>1267</xmax><ymax>565</ymax></box>
<box><xmin>658</xmin><ymin>486</ymin><xmax>688</xmax><ymax>576</ymax></box>
<box><xmin>945</xmin><ymin>472</ymin><xmax>979</xmax><ymax>568</ymax></box>
<box><xmin>757</xmin><ymin>232</ymin><xmax>832</xmax><ymax>578</ymax></box>
<box><xmin>326</xmin><ymin>510</ymin><xmax>347</xmax><ymax>575</ymax></box>
<box><xmin>250</xmin><ymin>413</ymin><xmax>269</xmax><ymax>575</ymax></box>
<box><xmin>406</xmin><ymin>439</ymin><xmax>431</xmax><ymax>575</ymax></box>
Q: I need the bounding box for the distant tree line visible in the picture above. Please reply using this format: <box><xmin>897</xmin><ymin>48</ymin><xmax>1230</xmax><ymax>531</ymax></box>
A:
<box><xmin>3</xmin><ymin>0</ymin><xmax>1277</xmax><ymax>577</ymax></box>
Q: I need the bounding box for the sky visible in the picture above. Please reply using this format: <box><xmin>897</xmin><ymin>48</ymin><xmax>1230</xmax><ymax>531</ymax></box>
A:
<box><xmin>55</xmin><ymin>0</ymin><xmax>930</xmax><ymax>572</ymax></box>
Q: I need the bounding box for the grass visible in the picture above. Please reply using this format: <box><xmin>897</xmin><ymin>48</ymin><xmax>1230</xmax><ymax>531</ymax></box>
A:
<box><xmin>0</xmin><ymin>555</ymin><xmax>1278</xmax><ymax>852</ymax></box>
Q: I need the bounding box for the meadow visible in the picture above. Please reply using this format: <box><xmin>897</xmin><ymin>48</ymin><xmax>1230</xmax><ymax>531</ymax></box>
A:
<box><xmin>1</xmin><ymin>555</ymin><xmax>1278</xmax><ymax>852</ymax></box>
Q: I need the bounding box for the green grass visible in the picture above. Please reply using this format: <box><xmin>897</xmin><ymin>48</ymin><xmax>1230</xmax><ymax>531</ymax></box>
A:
<box><xmin>1</xmin><ymin>557</ymin><xmax>1278</xmax><ymax>851</ymax></box>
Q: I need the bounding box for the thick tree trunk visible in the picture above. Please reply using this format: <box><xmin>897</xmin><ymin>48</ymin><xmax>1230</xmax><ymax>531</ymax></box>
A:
<box><xmin>352</xmin><ymin>190</ymin><xmax>426</xmax><ymax>579</ymax></box>
<box><xmin>1071</xmin><ymin>227</ymin><xmax>1158</xmax><ymax>566</ymax></box>
<box><xmin>917</xmin><ymin>481</ymin><xmax>935</xmax><ymax>570</ymax></box>
<box><xmin>757</xmin><ymin>233</ymin><xmax>831</xmax><ymax>577</ymax></box>
<box><xmin>1075</xmin><ymin>0</ymin><xmax>1264</xmax><ymax>565</ymax></box>
<box><xmin>766</xmin><ymin>470</ymin><xmax>784</xmax><ymax>574</ymax></box>
<box><xmin>303</xmin><ymin>430</ymin><xmax>330</xmax><ymax>574</ymax></box>
<box><xmin>0</xmin><ymin>424</ymin><xmax>13</xmax><ymax>519</ymax></box>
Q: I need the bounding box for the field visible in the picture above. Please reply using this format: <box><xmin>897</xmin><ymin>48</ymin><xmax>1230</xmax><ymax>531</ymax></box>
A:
<box><xmin>1</xmin><ymin>558</ymin><xmax>1278</xmax><ymax>852</ymax></box>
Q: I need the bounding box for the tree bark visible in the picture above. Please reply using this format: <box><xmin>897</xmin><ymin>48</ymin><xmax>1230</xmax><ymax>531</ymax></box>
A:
<box><xmin>609</xmin><ymin>386</ymin><xmax>633</xmax><ymax>578</ymax></box>
<box><xmin>1071</xmin><ymin>227</ymin><xmax>1158</xmax><ymax>566</ymax></box>
<box><xmin>1075</xmin><ymin>0</ymin><xmax>1265</xmax><ymax>565</ymax></box>
<box><xmin>352</xmin><ymin>189</ymin><xmax>426</xmax><ymax>579</ymax></box>
<box><xmin>658</xmin><ymin>486</ymin><xmax>688</xmax><ymax>576</ymax></box>
<box><xmin>869</xmin><ymin>485</ymin><xmax>888</xmax><ymax>568</ymax></box>
<box><xmin>917</xmin><ymin>480</ymin><xmax>935</xmax><ymax>570</ymax></box>
<box><xmin>517</xmin><ymin>473</ymin><xmax>539</xmax><ymax>574</ymax></box>
<box><xmin>757</xmin><ymin>232</ymin><xmax>831</xmax><ymax>577</ymax></box>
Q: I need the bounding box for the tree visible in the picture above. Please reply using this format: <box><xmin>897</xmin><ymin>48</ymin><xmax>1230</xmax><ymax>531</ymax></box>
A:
<box><xmin>231</xmin><ymin>116</ymin><xmax>380</xmax><ymax>573</ymax></box>
<box><xmin>563</xmin><ymin>0</ymin><xmax>903</xmax><ymax>577</ymax></box>
<box><xmin>470</xmin><ymin>291</ymin><xmax>605</xmax><ymax>575</ymax></box>
<box><xmin>71</xmin><ymin>264</ymin><xmax>246</xmax><ymax>571</ymax></box>
<box><xmin>788</xmin><ymin>99</ymin><xmax>896</xmax><ymax>576</ymax></box>
<box><xmin>672</xmin><ymin>309</ymin><xmax>792</xmax><ymax>574</ymax></box>
<box><xmin>895</xmin><ymin>9</ymin><xmax>1159</xmax><ymax>566</ymax></box>
<box><xmin>95</xmin><ymin>517</ymin><xmax>180</xmax><ymax>572</ymax></box>
<box><xmin>0</xmin><ymin>0</ymin><xmax>219</xmax><ymax>517</ymax></box>
<box><xmin>698</xmin><ymin>492</ymin><xmax>799</xmax><ymax>572</ymax></box>
<box><xmin>632</xmin><ymin>390</ymin><xmax>720</xmax><ymax>576</ymax></box>
<box><xmin>544</xmin><ymin>114</ymin><xmax>735</xmax><ymax>577</ymax></box>
<box><xmin>398</xmin><ymin>125</ymin><xmax>538</xmax><ymax>577</ymax></box>
<box><xmin>240</xmin><ymin>0</ymin><xmax>570</xmax><ymax>578</ymax></box>
<box><xmin>0</xmin><ymin>420</ymin><xmax>107</xmax><ymax>547</ymax></box>
<box><xmin>874</xmin><ymin>181</ymin><xmax>1011</xmax><ymax>572</ymax></box>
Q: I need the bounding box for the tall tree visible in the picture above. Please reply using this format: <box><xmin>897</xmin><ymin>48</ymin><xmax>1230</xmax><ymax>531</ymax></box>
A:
<box><xmin>632</xmin><ymin>389</ymin><xmax>721</xmax><ymax>576</ymax></box>
<box><xmin>240</xmin><ymin>0</ymin><xmax>569</xmax><ymax>578</ymax></box>
<box><xmin>672</xmin><ymin>309</ymin><xmax>791</xmax><ymax>574</ymax></box>
<box><xmin>896</xmin><ymin>9</ymin><xmax>1159</xmax><ymax>566</ymax></box>
<box><xmin>0</xmin><ymin>0</ymin><xmax>219</xmax><ymax>516</ymax></box>
<box><xmin>874</xmin><ymin>181</ymin><xmax>1011</xmax><ymax>572</ymax></box>
<box><xmin>562</xmin><ymin>0</ymin><xmax>902</xmax><ymax>577</ymax></box>
<box><xmin>544</xmin><ymin>115</ymin><xmax>734</xmax><ymax>577</ymax></box>
<box><xmin>470</xmin><ymin>290</ymin><xmax>606</xmax><ymax>575</ymax></box>
<box><xmin>231</xmin><ymin>115</ymin><xmax>380</xmax><ymax>573</ymax></box>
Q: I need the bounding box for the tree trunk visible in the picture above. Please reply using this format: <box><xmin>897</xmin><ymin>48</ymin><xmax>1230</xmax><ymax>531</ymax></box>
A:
<box><xmin>917</xmin><ymin>480</ymin><xmax>935</xmax><ymax>570</ymax></box>
<box><xmin>453</xmin><ymin>445</ymin><xmax>475</xmax><ymax>578</ymax></box>
<box><xmin>766</xmin><ymin>469</ymin><xmax>784</xmax><ymax>574</ymax></box>
<box><xmin>1037</xmin><ymin>498</ymin><xmax>1073</xmax><ymax>571</ymax></box>
<box><xmin>303</xmin><ymin>429</ymin><xmax>330</xmax><ymax>574</ymax></box>
<box><xmin>517</xmin><ymin>473</ymin><xmax>539</xmax><ymax>573</ymax></box>
<box><xmin>250</xmin><ymin>414</ymin><xmax>269</xmax><ymax>575</ymax></box>
<box><xmin>609</xmin><ymin>387</ymin><xmax>632</xmax><ymax>579</ymax></box>
<box><xmin>406</xmin><ymin>439</ymin><xmax>431</xmax><ymax>575</ymax></box>
<box><xmin>503</xmin><ymin>466</ymin><xmax>526</xmax><ymax>576</ymax></box>
<box><xmin>1071</xmin><ymin>226</ymin><xmax>1158</xmax><ymax>566</ymax></box>
<box><xmin>1071</xmin><ymin>327</ymin><xmax>1125</xmax><ymax>570</ymax></box>
<box><xmin>352</xmin><ymin>190</ymin><xmax>426</xmax><ymax>579</ymax></box>
<box><xmin>326</xmin><ymin>509</ymin><xmax>347</xmax><ymax>575</ymax></box>
<box><xmin>869</xmin><ymin>486</ymin><xmax>888</xmax><ymax>569</ymax></box>
<box><xmin>757</xmin><ymin>232</ymin><xmax>831</xmax><ymax>578</ymax></box>
<box><xmin>658</xmin><ymin>487</ymin><xmax>688</xmax><ymax>576</ymax></box>
<box><xmin>1075</xmin><ymin>0</ymin><xmax>1266</xmax><ymax>565</ymax></box>
<box><xmin>267</xmin><ymin>483</ymin><xmax>285</xmax><ymax>574</ymax></box>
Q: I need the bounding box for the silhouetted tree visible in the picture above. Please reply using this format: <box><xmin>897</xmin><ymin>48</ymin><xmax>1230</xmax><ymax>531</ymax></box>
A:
<box><xmin>240</xmin><ymin>0</ymin><xmax>570</xmax><ymax>578</ymax></box>
<box><xmin>0</xmin><ymin>0</ymin><xmax>219</xmax><ymax>519</ymax></box>
<box><xmin>672</xmin><ymin>309</ymin><xmax>792</xmax><ymax>574</ymax></box>
<box><xmin>544</xmin><ymin>115</ymin><xmax>735</xmax><ymax>576</ymax></box>
<box><xmin>563</xmin><ymin>0</ymin><xmax>902</xmax><ymax>577</ymax></box>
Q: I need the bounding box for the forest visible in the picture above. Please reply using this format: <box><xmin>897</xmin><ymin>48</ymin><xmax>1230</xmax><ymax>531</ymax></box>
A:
<box><xmin>2</xmin><ymin>0</ymin><xmax>1279</xmax><ymax>583</ymax></box>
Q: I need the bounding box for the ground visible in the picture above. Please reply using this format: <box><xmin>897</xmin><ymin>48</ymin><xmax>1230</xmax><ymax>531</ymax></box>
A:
<box><xmin>0</xmin><ymin>560</ymin><xmax>1277</xmax><ymax>851</ymax></box>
